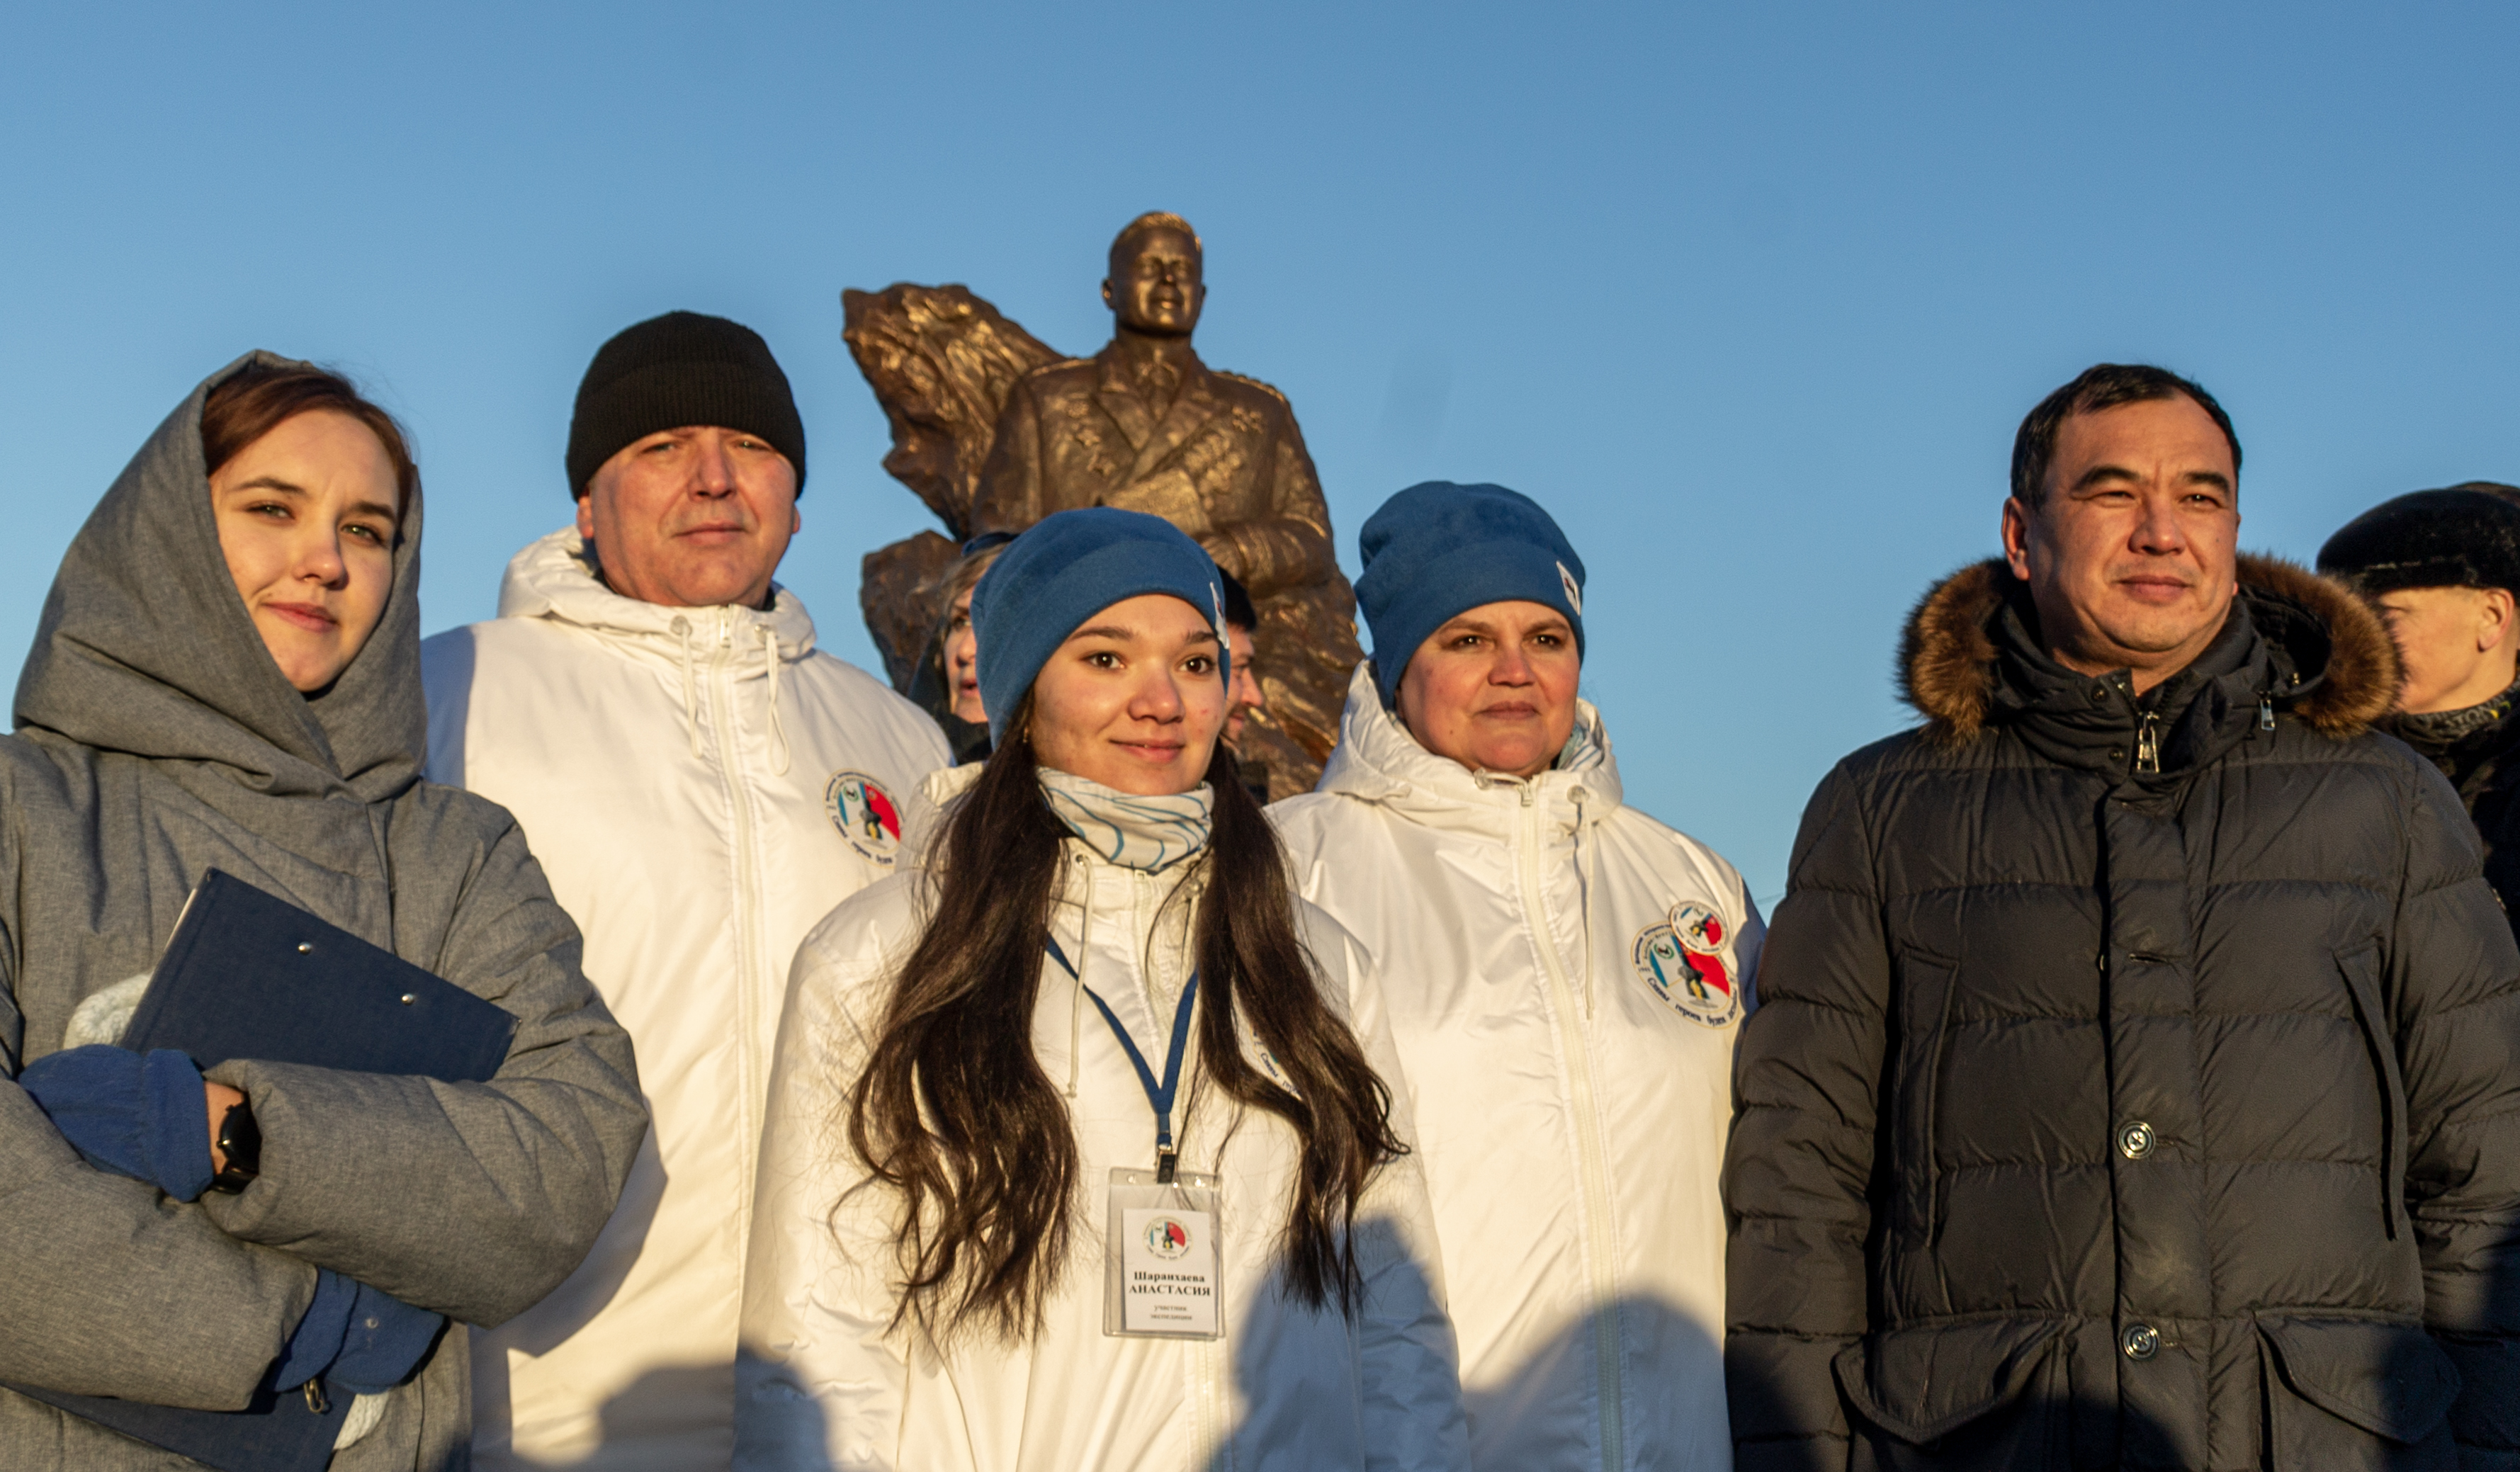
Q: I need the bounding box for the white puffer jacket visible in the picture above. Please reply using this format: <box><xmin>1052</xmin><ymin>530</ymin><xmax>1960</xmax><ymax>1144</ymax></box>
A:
<box><xmin>1269</xmin><ymin>666</ymin><xmax>1762</xmax><ymax>1472</ymax></box>
<box><xmin>421</xmin><ymin>528</ymin><xmax>951</xmax><ymax>1469</ymax></box>
<box><xmin>735</xmin><ymin>828</ymin><xmax>1471</xmax><ymax>1471</ymax></box>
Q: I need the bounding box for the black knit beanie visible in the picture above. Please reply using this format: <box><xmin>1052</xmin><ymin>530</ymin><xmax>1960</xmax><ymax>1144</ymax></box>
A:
<box><xmin>566</xmin><ymin>312</ymin><xmax>806</xmax><ymax>496</ymax></box>
<box><xmin>2318</xmin><ymin>484</ymin><xmax>2520</xmax><ymax>596</ymax></box>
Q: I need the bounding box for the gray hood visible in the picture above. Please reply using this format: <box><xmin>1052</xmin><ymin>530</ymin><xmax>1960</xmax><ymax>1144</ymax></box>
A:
<box><xmin>14</xmin><ymin>350</ymin><xmax>426</xmax><ymax>803</ymax></box>
<box><xmin>0</xmin><ymin>356</ymin><xmax>647</xmax><ymax>1470</ymax></box>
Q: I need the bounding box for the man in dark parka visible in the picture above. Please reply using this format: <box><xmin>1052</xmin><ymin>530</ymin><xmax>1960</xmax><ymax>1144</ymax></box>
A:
<box><xmin>1724</xmin><ymin>364</ymin><xmax>2520</xmax><ymax>1471</ymax></box>
<box><xmin>2320</xmin><ymin>485</ymin><xmax>2520</xmax><ymax>934</ymax></box>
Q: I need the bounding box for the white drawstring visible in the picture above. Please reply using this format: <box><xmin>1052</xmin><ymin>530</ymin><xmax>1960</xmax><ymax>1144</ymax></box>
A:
<box><xmin>760</xmin><ymin>624</ymin><xmax>791</xmax><ymax>776</ymax></box>
<box><xmin>670</xmin><ymin>616</ymin><xmax>701</xmax><ymax>758</ymax></box>
<box><xmin>1573</xmin><ymin>786</ymin><xmax>1598</xmax><ymax>1017</ymax></box>
<box><xmin>1065</xmin><ymin>853</ymin><xmax>1095</xmax><ymax>1099</ymax></box>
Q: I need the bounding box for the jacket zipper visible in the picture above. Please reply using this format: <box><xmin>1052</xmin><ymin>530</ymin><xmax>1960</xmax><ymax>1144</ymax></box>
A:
<box><xmin>708</xmin><ymin>610</ymin><xmax>769</xmax><ymax>1221</ymax></box>
<box><xmin>1514</xmin><ymin>781</ymin><xmax>1626</xmax><ymax>1471</ymax></box>
<box><xmin>2135</xmin><ymin>711</ymin><xmax>2162</xmax><ymax>774</ymax></box>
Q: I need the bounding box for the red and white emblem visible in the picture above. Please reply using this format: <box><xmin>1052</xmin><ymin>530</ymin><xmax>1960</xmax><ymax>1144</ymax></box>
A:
<box><xmin>824</xmin><ymin>771</ymin><xmax>903</xmax><ymax>866</ymax></box>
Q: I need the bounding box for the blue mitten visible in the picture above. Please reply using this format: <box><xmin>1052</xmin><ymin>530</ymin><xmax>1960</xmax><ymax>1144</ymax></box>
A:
<box><xmin>271</xmin><ymin>1270</ymin><xmax>443</xmax><ymax>1395</ymax></box>
<box><xmin>16</xmin><ymin>1044</ymin><xmax>217</xmax><ymax>1201</ymax></box>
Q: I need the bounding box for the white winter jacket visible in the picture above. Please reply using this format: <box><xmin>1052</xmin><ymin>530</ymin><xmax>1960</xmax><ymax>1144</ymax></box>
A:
<box><xmin>1269</xmin><ymin>667</ymin><xmax>1762</xmax><ymax>1472</ymax></box>
<box><xmin>735</xmin><ymin>830</ymin><xmax>1471</xmax><ymax>1471</ymax></box>
<box><xmin>421</xmin><ymin>528</ymin><xmax>951</xmax><ymax>1469</ymax></box>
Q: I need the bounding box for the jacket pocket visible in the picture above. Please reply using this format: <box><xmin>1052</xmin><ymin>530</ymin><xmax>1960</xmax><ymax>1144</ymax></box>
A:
<box><xmin>2259</xmin><ymin>1317</ymin><xmax>2460</xmax><ymax>1465</ymax></box>
<box><xmin>2335</xmin><ymin>943</ymin><xmax>2411</xmax><ymax>1238</ymax></box>
<box><xmin>1889</xmin><ymin>951</ymin><xmax>1960</xmax><ymax>1246</ymax></box>
<box><xmin>1834</xmin><ymin>1317</ymin><xmax>2069</xmax><ymax>1447</ymax></box>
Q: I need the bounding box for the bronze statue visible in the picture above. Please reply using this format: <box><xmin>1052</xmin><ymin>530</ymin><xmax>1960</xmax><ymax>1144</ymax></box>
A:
<box><xmin>844</xmin><ymin>213</ymin><xmax>1364</xmax><ymax>797</ymax></box>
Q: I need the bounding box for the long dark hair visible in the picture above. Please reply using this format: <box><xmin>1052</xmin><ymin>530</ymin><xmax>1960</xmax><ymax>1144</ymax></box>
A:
<box><xmin>847</xmin><ymin>707</ymin><xmax>1405</xmax><ymax>1341</ymax></box>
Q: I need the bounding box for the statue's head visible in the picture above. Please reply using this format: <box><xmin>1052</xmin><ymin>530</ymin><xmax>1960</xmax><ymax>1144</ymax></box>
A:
<box><xmin>1102</xmin><ymin>212</ymin><xmax>1204</xmax><ymax>339</ymax></box>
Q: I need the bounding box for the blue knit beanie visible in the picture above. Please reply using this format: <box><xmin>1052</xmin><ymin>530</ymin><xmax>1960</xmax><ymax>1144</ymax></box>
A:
<box><xmin>1355</xmin><ymin>481</ymin><xmax>1586</xmax><ymax>706</ymax></box>
<box><xmin>969</xmin><ymin>508</ymin><xmax>1228</xmax><ymax>745</ymax></box>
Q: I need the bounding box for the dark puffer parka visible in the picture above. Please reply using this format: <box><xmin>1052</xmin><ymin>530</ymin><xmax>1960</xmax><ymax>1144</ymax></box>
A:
<box><xmin>2385</xmin><ymin>692</ymin><xmax>2520</xmax><ymax>940</ymax></box>
<box><xmin>1724</xmin><ymin>555</ymin><xmax>2520</xmax><ymax>1472</ymax></box>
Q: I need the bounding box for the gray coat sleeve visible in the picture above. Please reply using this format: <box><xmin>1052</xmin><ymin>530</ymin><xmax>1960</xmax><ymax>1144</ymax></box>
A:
<box><xmin>1724</xmin><ymin>764</ymin><xmax>1885</xmax><ymax>1472</ymax></box>
<box><xmin>198</xmin><ymin>819</ymin><xmax>648</xmax><ymax>1330</ymax></box>
<box><xmin>0</xmin><ymin>1063</ymin><xmax>317</xmax><ymax>1408</ymax></box>
<box><xmin>2389</xmin><ymin>764</ymin><xmax>2520</xmax><ymax>1463</ymax></box>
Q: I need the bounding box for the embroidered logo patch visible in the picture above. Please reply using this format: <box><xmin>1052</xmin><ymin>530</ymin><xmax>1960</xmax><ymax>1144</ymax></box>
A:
<box><xmin>824</xmin><ymin>771</ymin><xmax>903</xmax><ymax>865</ymax></box>
<box><xmin>1634</xmin><ymin>919</ymin><xmax>1739</xmax><ymax>1028</ymax></box>
<box><xmin>1558</xmin><ymin>560</ymin><xmax>1583</xmax><ymax>616</ymax></box>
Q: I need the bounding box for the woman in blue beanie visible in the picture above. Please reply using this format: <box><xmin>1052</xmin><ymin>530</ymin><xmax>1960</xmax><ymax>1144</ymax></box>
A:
<box><xmin>739</xmin><ymin>508</ymin><xmax>1468</xmax><ymax>1471</ymax></box>
<box><xmin>1272</xmin><ymin>481</ymin><xmax>1761</xmax><ymax>1471</ymax></box>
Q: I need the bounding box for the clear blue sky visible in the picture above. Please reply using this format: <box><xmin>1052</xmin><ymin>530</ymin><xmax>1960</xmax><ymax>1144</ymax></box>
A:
<box><xmin>4</xmin><ymin>3</ymin><xmax>2514</xmax><ymax>900</ymax></box>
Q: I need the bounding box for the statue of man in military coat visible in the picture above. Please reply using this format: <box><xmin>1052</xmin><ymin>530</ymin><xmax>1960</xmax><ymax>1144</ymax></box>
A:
<box><xmin>842</xmin><ymin>213</ymin><xmax>1364</xmax><ymax>797</ymax></box>
<box><xmin>968</xmin><ymin>213</ymin><xmax>1363</xmax><ymax>796</ymax></box>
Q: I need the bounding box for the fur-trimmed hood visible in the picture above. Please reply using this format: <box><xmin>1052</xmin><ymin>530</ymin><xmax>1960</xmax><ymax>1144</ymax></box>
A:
<box><xmin>1897</xmin><ymin>553</ymin><xmax>2398</xmax><ymax>747</ymax></box>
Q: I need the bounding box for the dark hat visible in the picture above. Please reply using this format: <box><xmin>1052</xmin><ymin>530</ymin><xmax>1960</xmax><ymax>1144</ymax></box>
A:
<box><xmin>566</xmin><ymin>312</ymin><xmax>806</xmax><ymax>496</ymax></box>
<box><xmin>1354</xmin><ymin>481</ymin><xmax>1586</xmax><ymax>706</ymax></box>
<box><xmin>2317</xmin><ymin>484</ymin><xmax>2520</xmax><ymax>597</ymax></box>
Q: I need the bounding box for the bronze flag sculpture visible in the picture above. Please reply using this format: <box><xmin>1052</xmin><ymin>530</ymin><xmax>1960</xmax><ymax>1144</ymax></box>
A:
<box><xmin>844</xmin><ymin>211</ymin><xmax>1364</xmax><ymax>797</ymax></box>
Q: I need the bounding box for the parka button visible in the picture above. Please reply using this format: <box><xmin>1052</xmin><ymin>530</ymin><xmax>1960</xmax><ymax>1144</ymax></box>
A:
<box><xmin>2118</xmin><ymin>1121</ymin><xmax>2156</xmax><ymax>1160</ymax></box>
<box><xmin>2120</xmin><ymin>1323</ymin><xmax>2160</xmax><ymax>1360</ymax></box>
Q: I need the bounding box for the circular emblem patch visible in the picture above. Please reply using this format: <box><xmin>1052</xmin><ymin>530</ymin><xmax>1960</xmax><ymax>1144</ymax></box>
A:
<box><xmin>1671</xmin><ymin>901</ymin><xmax>1727</xmax><ymax>955</ymax></box>
<box><xmin>824</xmin><ymin>771</ymin><xmax>903</xmax><ymax>865</ymax></box>
<box><xmin>1145</xmin><ymin>1216</ymin><xmax>1193</xmax><ymax>1259</ymax></box>
<box><xmin>1634</xmin><ymin>920</ymin><xmax>1739</xmax><ymax>1028</ymax></box>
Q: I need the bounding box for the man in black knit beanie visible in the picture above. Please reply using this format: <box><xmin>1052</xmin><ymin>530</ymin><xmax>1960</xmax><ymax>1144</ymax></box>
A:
<box><xmin>418</xmin><ymin>311</ymin><xmax>949</xmax><ymax>1468</ymax></box>
<box><xmin>564</xmin><ymin>310</ymin><xmax>810</xmax><ymax>608</ymax></box>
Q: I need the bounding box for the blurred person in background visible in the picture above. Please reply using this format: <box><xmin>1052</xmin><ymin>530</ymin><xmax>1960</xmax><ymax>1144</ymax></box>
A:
<box><xmin>1219</xmin><ymin>569</ymin><xmax>1270</xmax><ymax>805</ymax></box>
<box><xmin>422</xmin><ymin>312</ymin><xmax>949</xmax><ymax>1469</ymax></box>
<box><xmin>2321</xmin><ymin>483</ymin><xmax>2520</xmax><ymax>929</ymax></box>
<box><xmin>910</xmin><ymin>531</ymin><xmax>1013</xmax><ymax>767</ymax></box>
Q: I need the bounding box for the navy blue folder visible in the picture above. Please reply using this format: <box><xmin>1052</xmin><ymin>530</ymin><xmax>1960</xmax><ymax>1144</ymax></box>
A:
<box><xmin>11</xmin><ymin>868</ymin><xmax>519</xmax><ymax>1471</ymax></box>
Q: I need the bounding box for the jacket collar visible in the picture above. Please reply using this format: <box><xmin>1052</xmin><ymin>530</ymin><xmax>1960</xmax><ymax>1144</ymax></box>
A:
<box><xmin>1313</xmin><ymin>662</ymin><xmax>1623</xmax><ymax>841</ymax></box>
<box><xmin>495</xmin><ymin>526</ymin><xmax>818</xmax><ymax>669</ymax></box>
<box><xmin>1092</xmin><ymin>341</ymin><xmax>1224</xmax><ymax>476</ymax></box>
<box><xmin>1897</xmin><ymin>553</ymin><xmax>2397</xmax><ymax>772</ymax></box>
<box><xmin>2384</xmin><ymin>674</ymin><xmax>2520</xmax><ymax>800</ymax></box>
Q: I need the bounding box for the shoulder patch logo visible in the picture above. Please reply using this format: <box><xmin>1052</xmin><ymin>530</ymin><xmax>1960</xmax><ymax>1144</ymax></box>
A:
<box><xmin>1634</xmin><ymin>917</ymin><xmax>1739</xmax><ymax>1028</ymax></box>
<box><xmin>825</xmin><ymin>771</ymin><xmax>903</xmax><ymax>865</ymax></box>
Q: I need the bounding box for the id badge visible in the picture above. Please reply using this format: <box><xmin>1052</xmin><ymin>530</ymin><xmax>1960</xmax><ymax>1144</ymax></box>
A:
<box><xmin>1104</xmin><ymin>1167</ymin><xmax>1223</xmax><ymax>1340</ymax></box>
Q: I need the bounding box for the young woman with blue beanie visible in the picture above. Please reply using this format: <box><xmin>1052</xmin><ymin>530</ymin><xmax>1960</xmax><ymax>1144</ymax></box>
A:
<box><xmin>738</xmin><ymin>508</ymin><xmax>1468</xmax><ymax>1471</ymax></box>
<box><xmin>1271</xmin><ymin>481</ymin><xmax>1761</xmax><ymax>1472</ymax></box>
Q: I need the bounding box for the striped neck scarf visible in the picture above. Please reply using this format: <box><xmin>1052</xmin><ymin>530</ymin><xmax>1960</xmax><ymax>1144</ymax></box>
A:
<box><xmin>1039</xmin><ymin>769</ymin><xmax>1214</xmax><ymax>873</ymax></box>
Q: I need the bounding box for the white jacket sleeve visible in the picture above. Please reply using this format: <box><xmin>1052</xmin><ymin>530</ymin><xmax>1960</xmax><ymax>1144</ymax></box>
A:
<box><xmin>1333</xmin><ymin>932</ymin><xmax>1474</xmax><ymax>1472</ymax></box>
<box><xmin>736</xmin><ymin>912</ymin><xmax>913</xmax><ymax>1471</ymax></box>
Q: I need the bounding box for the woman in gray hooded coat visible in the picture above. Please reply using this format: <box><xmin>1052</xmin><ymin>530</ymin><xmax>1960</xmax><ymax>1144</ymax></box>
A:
<box><xmin>0</xmin><ymin>353</ymin><xmax>648</xmax><ymax>1468</ymax></box>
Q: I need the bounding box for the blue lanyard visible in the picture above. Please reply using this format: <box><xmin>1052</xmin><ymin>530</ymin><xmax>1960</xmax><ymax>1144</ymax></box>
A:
<box><xmin>1046</xmin><ymin>937</ymin><xmax>1200</xmax><ymax>1183</ymax></box>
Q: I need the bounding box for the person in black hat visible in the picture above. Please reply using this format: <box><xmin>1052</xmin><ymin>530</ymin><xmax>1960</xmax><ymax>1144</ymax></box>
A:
<box><xmin>418</xmin><ymin>312</ymin><xmax>950</xmax><ymax>1468</ymax></box>
<box><xmin>2320</xmin><ymin>482</ymin><xmax>2520</xmax><ymax>928</ymax></box>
